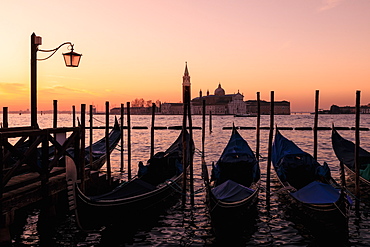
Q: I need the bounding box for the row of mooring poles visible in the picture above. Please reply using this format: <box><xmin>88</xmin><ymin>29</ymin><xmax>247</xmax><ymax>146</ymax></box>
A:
<box><xmin>69</xmin><ymin>102</ymin><xmax>129</xmax><ymax>188</ymax></box>
<box><xmin>312</xmin><ymin>89</ymin><xmax>361</xmax><ymax>215</ymax></box>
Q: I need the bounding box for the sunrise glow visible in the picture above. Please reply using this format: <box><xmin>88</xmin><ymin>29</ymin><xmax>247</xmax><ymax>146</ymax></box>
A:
<box><xmin>1</xmin><ymin>0</ymin><xmax>370</xmax><ymax>112</ymax></box>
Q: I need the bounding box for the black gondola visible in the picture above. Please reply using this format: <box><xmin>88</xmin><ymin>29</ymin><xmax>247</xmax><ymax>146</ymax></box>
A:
<box><xmin>66</xmin><ymin>117</ymin><xmax>121</xmax><ymax>170</ymax></box>
<box><xmin>271</xmin><ymin>129</ymin><xmax>348</xmax><ymax>219</ymax></box>
<box><xmin>202</xmin><ymin>126</ymin><xmax>260</xmax><ymax>237</ymax></box>
<box><xmin>331</xmin><ymin>127</ymin><xmax>370</xmax><ymax>194</ymax></box>
<box><xmin>70</xmin><ymin>129</ymin><xmax>194</xmax><ymax>229</ymax></box>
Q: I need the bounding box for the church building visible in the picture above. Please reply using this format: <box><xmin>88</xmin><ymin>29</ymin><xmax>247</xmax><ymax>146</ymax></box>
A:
<box><xmin>191</xmin><ymin>84</ymin><xmax>246</xmax><ymax>115</ymax></box>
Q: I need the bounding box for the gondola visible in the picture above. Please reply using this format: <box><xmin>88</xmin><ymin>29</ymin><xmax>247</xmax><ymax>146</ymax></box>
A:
<box><xmin>271</xmin><ymin>129</ymin><xmax>348</xmax><ymax>219</ymax></box>
<box><xmin>70</xmin><ymin>129</ymin><xmax>194</xmax><ymax>229</ymax></box>
<box><xmin>331</xmin><ymin>127</ymin><xmax>370</xmax><ymax>194</ymax></box>
<box><xmin>202</xmin><ymin>125</ymin><xmax>260</xmax><ymax>237</ymax></box>
<box><xmin>67</xmin><ymin>117</ymin><xmax>122</xmax><ymax>170</ymax></box>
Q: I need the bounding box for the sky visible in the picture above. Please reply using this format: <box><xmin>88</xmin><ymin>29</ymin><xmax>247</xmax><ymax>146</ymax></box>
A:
<box><xmin>1</xmin><ymin>0</ymin><xmax>370</xmax><ymax>112</ymax></box>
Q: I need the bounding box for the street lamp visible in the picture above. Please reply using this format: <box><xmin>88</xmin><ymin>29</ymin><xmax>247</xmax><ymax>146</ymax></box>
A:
<box><xmin>30</xmin><ymin>32</ymin><xmax>82</xmax><ymax>127</ymax></box>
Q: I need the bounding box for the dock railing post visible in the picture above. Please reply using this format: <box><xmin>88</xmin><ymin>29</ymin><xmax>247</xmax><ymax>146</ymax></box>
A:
<box><xmin>72</xmin><ymin>105</ymin><xmax>76</xmax><ymax>127</ymax></box>
<box><xmin>53</xmin><ymin>100</ymin><xmax>58</xmax><ymax>129</ymax></box>
<box><xmin>2</xmin><ymin>107</ymin><xmax>8</xmax><ymax>129</ymax></box>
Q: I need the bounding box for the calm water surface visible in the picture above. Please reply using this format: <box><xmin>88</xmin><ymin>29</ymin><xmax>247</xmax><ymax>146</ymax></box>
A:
<box><xmin>4</xmin><ymin>113</ymin><xmax>370</xmax><ymax>246</ymax></box>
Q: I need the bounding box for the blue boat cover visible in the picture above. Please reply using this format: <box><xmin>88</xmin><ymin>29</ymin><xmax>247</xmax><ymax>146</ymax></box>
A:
<box><xmin>291</xmin><ymin>181</ymin><xmax>340</xmax><ymax>204</ymax></box>
<box><xmin>211</xmin><ymin>179</ymin><xmax>254</xmax><ymax>202</ymax></box>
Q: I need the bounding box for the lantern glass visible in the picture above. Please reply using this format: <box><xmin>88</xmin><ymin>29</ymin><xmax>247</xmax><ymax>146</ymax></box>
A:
<box><xmin>63</xmin><ymin>51</ymin><xmax>82</xmax><ymax>67</ymax></box>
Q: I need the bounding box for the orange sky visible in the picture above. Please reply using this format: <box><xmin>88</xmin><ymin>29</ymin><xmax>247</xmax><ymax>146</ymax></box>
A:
<box><xmin>1</xmin><ymin>0</ymin><xmax>370</xmax><ymax>112</ymax></box>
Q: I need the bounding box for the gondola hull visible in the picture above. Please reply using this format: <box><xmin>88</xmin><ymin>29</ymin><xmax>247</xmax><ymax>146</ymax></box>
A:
<box><xmin>272</xmin><ymin>129</ymin><xmax>348</xmax><ymax>220</ymax></box>
<box><xmin>75</xmin><ymin>173</ymin><xmax>184</xmax><ymax>229</ymax></box>
<box><xmin>332</xmin><ymin>128</ymin><xmax>370</xmax><ymax>201</ymax></box>
<box><xmin>72</xmin><ymin>129</ymin><xmax>194</xmax><ymax>230</ymax></box>
<box><xmin>203</xmin><ymin>127</ymin><xmax>260</xmax><ymax>236</ymax></box>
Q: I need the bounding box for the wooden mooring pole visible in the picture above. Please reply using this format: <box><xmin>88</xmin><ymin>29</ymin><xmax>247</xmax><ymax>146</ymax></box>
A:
<box><xmin>209</xmin><ymin>111</ymin><xmax>212</xmax><ymax>133</ymax></box>
<box><xmin>256</xmin><ymin>92</ymin><xmax>261</xmax><ymax>161</ymax></box>
<box><xmin>105</xmin><ymin>101</ymin><xmax>111</xmax><ymax>185</ymax></box>
<box><xmin>202</xmin><ymin>100</ymin><xmax>206</xmax><ymax>161</ymax></box>
<box><xmin>3</xmin><ymin>107</ymin><xmax>8</xmax><ymax>129</ymax></box>
<box><xmin>188</xmin><ymin>99</ymin><xmax>194</xmax><ymax>206</ymax></box>
<box><xmin>120</xmin><ymin>103</ymin><xmax>124</xmax><ymax>172</ymax></box>
<box><xmin>181</xmin><ymin>98</ymin><xmax>188</xmax><ymax>207</ymax></box>
<box><xmin>151</xmin><ymin>103</ymin><xmax>155</xmax><ymax>158</ymax></box>
<box><xmin>355</xmin><ymin>90</ymin><xmax>361</xmax><ymax>215</ymax></box>
<box><xmin>53</xmin><ymin>100</ymin><xmax>58</xmax><ymax>128</ymax></box>
<box><xmin>72</xmin><ymin>105</ymin><xmax>76</xmax><ymax>127</ymax></box>
<box><xmin>266</xmin><ymin>91</ymin><xmax>274</xmax><ymax>209</ymax></box>
<box><xmin>80</xmin><ymin>104</ymin><xmax>86</xmax><ymax>192</ymax></box>
<box><xmin>89</xmin><ymin>105</ymin><xmax>93</xmax><ymax>168</ymax></box>
<box><xmin>313</xmin><ymin>90</ymin><xmax>319</xmax><ymax>160</ymax></box>
<box><xmin>127</xmin><ymin>102</ymin><xmax>131</xmax><ymax>180</ymax></box>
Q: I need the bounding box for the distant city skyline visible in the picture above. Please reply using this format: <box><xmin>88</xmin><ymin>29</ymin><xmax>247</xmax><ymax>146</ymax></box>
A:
<box><xmin>1</xmin><ymin>1</ymin><xmax>370</xmax><ymax>112</ymax></box>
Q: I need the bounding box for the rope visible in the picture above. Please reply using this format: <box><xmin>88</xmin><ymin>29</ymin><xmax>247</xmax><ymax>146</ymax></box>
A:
<box><xmin>165</xmin><ymin>179</ymin><xmax>205</xmax><ymax>197</ymax></box>
<box><xmin>91</xmin><ymin>116</ymin><xmax>105</xmax><ymax>124</ymax></box>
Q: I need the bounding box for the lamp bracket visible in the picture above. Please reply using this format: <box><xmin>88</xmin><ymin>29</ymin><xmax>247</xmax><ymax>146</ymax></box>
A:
<box><xmin>37</xmin><ymin>42</ymin><xmax>74</xmax><ymax>61</ymax></box>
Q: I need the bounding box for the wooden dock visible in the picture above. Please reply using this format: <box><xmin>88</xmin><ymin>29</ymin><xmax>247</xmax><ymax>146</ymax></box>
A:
<box><xmin>0</xmin><ymin>126</ymin><xmax>113</xmax><ymax>245</ymax></box>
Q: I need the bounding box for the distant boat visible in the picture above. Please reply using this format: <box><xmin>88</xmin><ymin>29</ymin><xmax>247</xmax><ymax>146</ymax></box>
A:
<box><xmin>234</xmin><ymin>114</ymin><xmax>257</xmax><ymax>117</ymax></box>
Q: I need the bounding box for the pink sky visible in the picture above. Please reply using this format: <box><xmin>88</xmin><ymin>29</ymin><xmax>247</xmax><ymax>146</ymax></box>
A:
<box><xmin>1</xmin><ymin>0</ymin><xmax>370</xmax><ymax>112</ymax></box>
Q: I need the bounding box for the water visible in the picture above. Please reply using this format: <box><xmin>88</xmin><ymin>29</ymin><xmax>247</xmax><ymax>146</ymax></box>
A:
<box><xmin>4</xmin><ymin>113</ymin><xmax>370</xmax><ymax>246</ymax></box>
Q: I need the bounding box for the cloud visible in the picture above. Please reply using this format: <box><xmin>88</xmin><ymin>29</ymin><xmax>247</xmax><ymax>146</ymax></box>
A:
<box><xmin>40</xmin><ymin>85</ymin><xmax>98</xmax><ymax>96</ymax></box>
<box><xmin>318</xmin><ymin>0</ymin><xmax>343</xmax><ymax>12</ymax></box>
<box><xmin>0</xmin><ymin>82</ymin><xmax>27</xmax><ymax>95</ymax></box>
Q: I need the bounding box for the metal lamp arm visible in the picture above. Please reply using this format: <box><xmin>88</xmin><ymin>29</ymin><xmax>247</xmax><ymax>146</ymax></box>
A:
<box><xmin>37</xmin><ymin>42</ymin><xmax>74</xmax><ymax>61</ymax></box>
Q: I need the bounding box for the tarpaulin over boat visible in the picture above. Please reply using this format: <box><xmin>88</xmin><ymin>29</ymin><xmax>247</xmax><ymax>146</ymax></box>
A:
<box><xmin>291</xmin><ymin>181</ymin><xmax>340</xmax><ymax>204</ymax></box>
<box><xmin>332</xmin><ymin>128</ymin><xmax>370</xmax><ymax>169</ymax></box>
<box><xmin>211</xmin><ymin>180</ymin><xmax>255</xmax><ymax>202</ymax></box>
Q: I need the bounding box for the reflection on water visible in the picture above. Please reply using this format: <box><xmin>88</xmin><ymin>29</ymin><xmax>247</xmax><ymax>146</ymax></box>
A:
<box><xmin>4</xmin><ymin>113</ymin><xmax>370</xmax><ymax>246</ymax></box>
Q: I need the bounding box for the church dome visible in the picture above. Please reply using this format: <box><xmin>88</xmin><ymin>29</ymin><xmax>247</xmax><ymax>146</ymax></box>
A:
<box><xmin>214</xmin><ymin>83</ymin><xmax>225</xmax><ymax>96</ymax></box>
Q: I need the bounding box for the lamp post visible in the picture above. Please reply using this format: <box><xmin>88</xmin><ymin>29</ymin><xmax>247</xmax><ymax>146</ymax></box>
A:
<box><xmin>30</xmin><ymin>32</ymin><xmax>82</xmax><ymax>128</ymax></box>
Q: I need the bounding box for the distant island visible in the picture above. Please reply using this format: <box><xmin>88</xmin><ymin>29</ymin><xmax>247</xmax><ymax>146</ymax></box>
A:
<box><xmin>313</xmin><ymin>104</ymin><xmax>370</xmax><ymax>114</ymax></box>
